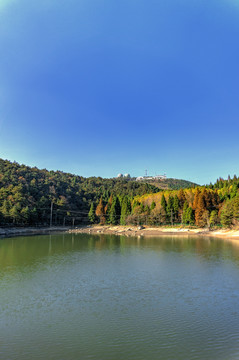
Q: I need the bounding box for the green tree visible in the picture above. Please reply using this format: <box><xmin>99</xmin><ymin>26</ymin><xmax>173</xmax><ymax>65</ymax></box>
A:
<box><xmin>109</xmin><ymin>197</ymin><xmax>121</xmax><ymax>225</ymax></box>
<box><xmin>21</xmin><ymin>206</ymin><xmax>30</xmax><ymax>224</ymax></box>
<box><xmin>88</xmin><ymin>202</ymin><xmax>97</xmax><ymax>224</ymax></box>
<box><xmin>173</xmin><ymin>195</ymin><xmax>179</xmax><ymax>221</ymax></box>
<box><xmin>209</xmin><ymin>210</ymin><xmax>219</xmax><ymax>227</ymax></box>
<box><xmin>185</xmin><ymin>207</ymin><xmax>194</xmax><ymax>225</ymax></box>
<box><xmin>150</xmin><ymin>201</ymin><xmax>156</xmax><ymax>210</ymax></box>
<box><xmin>161</xmin><ymin>194</ymin><xmax>167</xmax><ymax>212</ymax></box>
<box><xmin>182</xmin><ymin>201</ymin><xmax>189</xmax><ymax>224</ymax></box>
<box><xmin>167</xmin><ymin>195</ymin><xmax>174</xmax><ymax>225</ymax></box>
<box><xmin>220</xmin><ymin>201</ymin><xmax>234</xmax><ymax>227</ymax></box>
<box><xmin>9</xmin><ymin>205</ymin><xmax>20</xmax><ymax>224</ymax></box>
<box><xmin>120</xmin><ymin>197</ymin><xmax>131</xmax><ymax>225</ymax></box>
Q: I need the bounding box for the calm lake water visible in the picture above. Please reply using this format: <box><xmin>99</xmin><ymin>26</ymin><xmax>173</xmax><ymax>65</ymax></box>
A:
<box><xmin>1</xmin><ymin>233</ymin><xmax>239</xmax><ymax>360</ymax></box>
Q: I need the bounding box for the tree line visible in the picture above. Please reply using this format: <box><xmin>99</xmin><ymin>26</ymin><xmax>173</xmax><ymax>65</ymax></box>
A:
<box><xmin>88</xmin><ymin>179</ymin><xmax>239</xmax><ymax>228</ymax></box>
<box><xmin>0</xmin><ymin>158</ymin><xmax>238</xmax><ymax>228</ymax></box>
<box><xmin>0</xmin><ymin>159</ymin><xmax>158</xmax><ymax>226</ymax></box>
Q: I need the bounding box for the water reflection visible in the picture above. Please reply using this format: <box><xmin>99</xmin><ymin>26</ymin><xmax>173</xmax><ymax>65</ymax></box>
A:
<box><xmin>1</xmin><ymin>233</ymin><xmax>239</xmax><ymax>270</ymax></box>
<box><xmin>1</xmin><ymin>233</ymin><xmax>239</xmax><ymax>360</ymax></box>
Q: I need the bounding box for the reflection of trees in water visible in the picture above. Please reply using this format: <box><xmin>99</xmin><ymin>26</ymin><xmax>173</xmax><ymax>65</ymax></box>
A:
<box><xmin>1</xmin><ymin>234</ymin><xmax>239</xmax><ymax>271</ymax></box>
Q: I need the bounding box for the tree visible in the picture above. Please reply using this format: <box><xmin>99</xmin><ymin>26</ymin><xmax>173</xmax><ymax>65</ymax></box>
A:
<box><xmin>9</xmin><ymin>205</ymin><xmax>20</xmax><ymax>224</ymax></box>
<box><xmin>21</xmin><ymin>206</ymin><xmax>30</xmax><ymax>224</ymax></box>
<box><xmin>173</xmin><ymin>195</ymin><xmax>179</xmax><ymax>221</ymax></box>
<box><xmin>195</xmin><ymin>193</ymin><xmax>206</xmax><ymax>227</ymax></box>
<box><xmin>104</xmin><ymin>194</ymin><xmax>113</xmax><ymax>223</ymax></box>
<box><xmin>1</xmin><ymin>199</ymin><xmax>10</xmax><ymax>222</ymax></box>
<box><xmin>95</xmin><ymin>197</ymin><xmax>105</xmax><ymax>225</ymax></box>
<box><xmin>88</xmin><ymin>202</ymin><xmax>97</xmax><ymax>224</ymax></box>
<box><xmin>167</xmin><ymin>195</ymin><xmax>174</xmax><ymax>225</ymax></box>
<box><xmin>120</xmin><ymin>197</ymin><xmax>131</xmax><ymax>225</ymax></box>
<box><xmin>161</xmin><ymin>194</ymin><xmax>167</xmax><ymax>212</ymax></box>
<box><xmin>109</xmin><ymin>197</ymin><xmax>121</xmax><ymax>225</ymax></box>
<box><xmin>186</xmin><ymin>207</ymin><xmax>195</xmax><ymax>225</ymax></box>
<box><xmin>178</xmin><ymin>189</ymin><xmax>186</xmax><ymax>209</ymax></box>
<box><xmin>182</xmin><ymin>201</ymin><xmax>189</xmax><ymax>224</ymax></box>
<box><xmin>220</xmin><ymin>200</ymin><xmax>234</xmax><ymax>227</ymax></box>
<box><xmin>209</xmin><ymin>210</ymin><xmax>219</xmax><ymax>227</ymax></box>
<box><xmin>150</xmin><ymin>201</ymin><xmax>156</xmax><ymax>210</ymax></box>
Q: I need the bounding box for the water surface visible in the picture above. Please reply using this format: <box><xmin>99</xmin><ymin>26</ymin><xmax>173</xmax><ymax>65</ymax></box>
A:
<box><xmin>1</xmin><ymin>233</ymin><xmax>239</xmax><ymax>360</ymax></box>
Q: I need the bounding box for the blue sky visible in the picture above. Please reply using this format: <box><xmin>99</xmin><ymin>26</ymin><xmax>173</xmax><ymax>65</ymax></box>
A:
<box><xmin>0</xmin><ymin>0</ymin><xmax>239</xmax><ymax>185</ymax></box>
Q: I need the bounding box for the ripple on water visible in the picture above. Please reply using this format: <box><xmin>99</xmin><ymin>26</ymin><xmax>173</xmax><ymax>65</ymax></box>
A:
<box><xmin>0</xmin><ymin>234</ymin><xmax>239</xmax><ymax>360</ymax></box>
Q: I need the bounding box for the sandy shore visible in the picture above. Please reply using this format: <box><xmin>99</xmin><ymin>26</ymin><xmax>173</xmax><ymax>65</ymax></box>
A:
<box><xmin>1</xmin><ymin>225</ymin><xmax>239</xmax><ymax>240</ymax></box>
<box><xmin>69</xmin><ymin>225</ymin><xmax>239</xmax><ymax>239</ymax></box>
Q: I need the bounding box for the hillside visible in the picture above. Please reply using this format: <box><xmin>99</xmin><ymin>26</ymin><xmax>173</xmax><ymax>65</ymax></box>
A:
<box><xmin>1</xmin><ymin>158</ymin><xmax>238</xmax><ymax>229</ymax></box>
<box><xmin>0</xmin><ymin>158</ymin><xmax>159</xmax><ymax>226</ymax></box>
<box><xmin>136</xmin><ymin>177</ymin><xmax>198</xmax><ymax>190</ymax></box>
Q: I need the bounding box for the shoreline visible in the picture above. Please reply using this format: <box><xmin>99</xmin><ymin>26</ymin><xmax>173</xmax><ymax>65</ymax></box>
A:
<box><xmin>0</xmin><ymin>226</ymin><xmax>71</xmax><ymax>238</ymax></box>
<box><xmin>1</xmin><ymin>225</ymin><xmax>239</xmax><ymax>240</ymax></box>
<box><xmin>69</xmin><ymin>225</ymin><xmax>239</xmax><ymax>240</ymax></box>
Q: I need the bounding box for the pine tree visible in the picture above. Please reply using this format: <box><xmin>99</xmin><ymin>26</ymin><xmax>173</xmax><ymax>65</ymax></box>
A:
<box><xmin>150</xmin><ymin>201</ymin><xmax>156</xmax><ymax>210</ymax></box>
<box><xmin>109</xmin><ymin>197</ymin><xmax>121</xmax><ymax>225</ymax></box>
<box><xmin>95</xmin><ymin>197</ymin><xmax>105</xmax><ymax>225</ymax></box>
<box><xmin>182</xmin><ymin>201</ymin><xmax>189</xmax><ymax>224</ymax></box>
<box><xmin>192</xmin><ymin>188</ymin><xmax>200</xmax><ymax>210</ymax></box>
<box><xmin>161</xmin><ymin>194</ymin><xmax>167</xmax><ymax>212</ymax></box>
<box><xmin>173</xmin><ymin>195</ymin><xmax>179</xmax><ymax>222</ymax></box>
<box><xmin>220</xmin><ymin>200</ymin><xmax>234</xmax><ymax>227</ymax></box>
<box><xmin>195</xmin><ymin>194</ymin><xmax>207</xmax><ymax>227</ymax></box>
<box><xmin>186</xmin><ymin>207</ymin><xmax>194</xmax><ymax>225</ymax></box>
<box><xmin>178</xmin><ymin>189</ymin><xmax>186</xmax><ymax>209</ymax></box>
<box><xmin>88</xmin><ymin>202</ymin><xmax>97</xmax><ymax>224</ymax></box>
<box><xmin>209</xmin><ymin>210</ymin><xmax>218</xmax><ymax>227</ymax></box>
<box><xmin>167</xmin><ymin>195</ymin><xmax>174</xmax><ymax>225</ymax></box>
<box><xmin>120</xmin><ymin>197</ymin><xmax>131</xmax><ymax>225</ymax></box>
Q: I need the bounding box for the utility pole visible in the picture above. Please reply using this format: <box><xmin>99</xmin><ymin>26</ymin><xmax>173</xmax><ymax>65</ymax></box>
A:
<box><xmin>50</xmin><ymin>200</ymin><xmax>53</xmax><ymax>228</ymax></box>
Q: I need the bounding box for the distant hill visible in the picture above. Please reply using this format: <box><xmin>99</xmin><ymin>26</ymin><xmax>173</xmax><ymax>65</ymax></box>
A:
<box><xmin>132</xmin><ymin>177</ymin><xmax>198</xmax><ymax>190</ymax></box>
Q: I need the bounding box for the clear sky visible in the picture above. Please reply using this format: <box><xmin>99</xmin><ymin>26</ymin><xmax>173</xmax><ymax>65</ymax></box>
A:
<box><xmin>0</xmin><ymin>0</ymin><xmax>239</xmax><ymax>185</ymax></box>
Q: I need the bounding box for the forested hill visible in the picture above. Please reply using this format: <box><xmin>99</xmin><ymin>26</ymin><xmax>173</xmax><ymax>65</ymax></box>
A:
<box><xmin>137</xmin><ymin>177</ymin><xmax>197</xmax><ymax>190</ymax></box>
<box><xmin>0</xmin><ymin>158</ymin><xmax>159</xmax><ymax>225</ymax></box>
<box><xmin>1</xmin><ymin>158</ymin><xmax>238</xmax><ymax>229</ymax></box>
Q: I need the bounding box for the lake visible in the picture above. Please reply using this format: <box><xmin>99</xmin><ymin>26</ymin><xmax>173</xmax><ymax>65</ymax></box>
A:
<box><xmin>1</xmin><ymin>233</ymin><xmax>239</xmax><ymax>360</ymax></box>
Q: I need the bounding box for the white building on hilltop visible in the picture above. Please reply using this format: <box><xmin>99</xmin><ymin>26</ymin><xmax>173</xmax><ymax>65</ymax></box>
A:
<box><xmin>136</xmin><ymin>174</ymin><xmax>167</xmax><ymax>181</ymax></box>
<box><xmin>116</xmin><ymin>173</ymin><xmax>131</xmax><ymax>179</ymax></box>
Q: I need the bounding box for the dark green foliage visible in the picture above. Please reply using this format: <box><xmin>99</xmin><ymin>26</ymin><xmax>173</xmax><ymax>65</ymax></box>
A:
<box><xmin>0</xmin><ymin>159</ymin><xmax>158</xmax><ymax>226</ymax></box>
<box><xmin>185</xmin><ymin>207</ymin><xmax>194</xmax><ymax>225</ymax></box>
<box><xmin>166</xmin><ymin>195</ymin><xmax>174</xmax><ymax>216</ymax></box>
<box><xmin>182</xmin><ymin>201</ymin><xmax>188</xmax><ymax>224</ymax></box>
<box><xmin>150</xmin><ymin>201</ymin><xmax>156</xmax><ymax>210</ymax></box>
<box><xmin>209</xmin><ymin>210</ymin><xmax>219</xmax><ymax>227</ymax></box>
<box><xmin>109</xmin><ymin>197</ymin><xmax>121</xmax><ymax>225</ymax></box>
<box><xmin>220</xmin><ymin>201</ymin><xmax>234</xmax><ymax>227</ymax></box>
<box><xmin>143</xmin><ymin>178</ymin><xmax>198</xmax><ymax>190</ymax></box>
<box><xmin>120</xmin><ymin>197</ymin><xmax>132</xmax><ymax>225</ymax></box>
<box><xmin>0</xmin><ymin>158</ymin><xmax>239</xmax><ymax>229</ymax></box>
<box><xmin>161</xmin><ymin>194</ymin><xmax>167</xmax><ymax>212</ymax></box>
<box><xmin>88</xmin><ymin>202</ymin><xmax>96</xmax><ymax>224</ymax></box>
<box><xmin>173</xmin><ymin>195</ymin><xmax>180</xmax><ymax>221</ymax></box>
